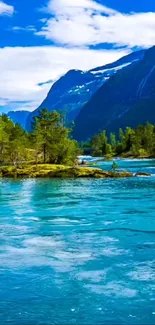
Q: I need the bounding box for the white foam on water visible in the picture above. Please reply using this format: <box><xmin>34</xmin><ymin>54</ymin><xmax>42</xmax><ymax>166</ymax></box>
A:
<box><xmin>54</xmin><ymin>251</ymin><xmax>93</xmax><ymax>261</ymax></box>
<box><xmin>78</xmin><ymin>155</ymin><xmax>100</xmax><ymax>162</ymax></box>
<box><xmin>24</xmin><ymin>236</ymin><xmax>63</xmax><ymax>248</ymax></box>
<box><xmin>137</xmin><ymin>175</ymin><xmax>151</xmax><ymax>178</ymax></box>
<box><xmin>51</xmin><ymin>218</ymin><xmax>79</xmax><ymax>224</ymax></box>
<box><xmin>86</xmin><ymin>282</ymin><xmax>137</xmax><ymax>297</ymax></box>
<box><xmin>127</xmin><ymin>265</ymin><xmax>155</xmax><ymax>281</ymax></box>
<box><xmin>0</xmin><ymin>245</ymin><xmax>36</xmax><ymax>255</ymax></box>
<box><xmin>102</xmin><ymin>236</ymin><xmax>119</xmax><ymax>243</ymax></box>
<box><xmin>103</xmin><ymin>221</ymin><xmax>113</xmax><ymax>225</ymax></box>
<box><xmin>28</xmin><ymin>217</ymin><xmax>39</xmax><ymax>221</ymax></box>
<box><xmin>77</xmin><ymin>269</ymin><xmax>108</xmax><ymax>283</ymax></box>
<box><xmin>122</xmin><ymin>158</ymin><xmax>155</xmax><ymax>162</ymax></box>
<box><xmin>101</xmin><ymin>246</ymin><xmax>129</xmax><ymax>257</ymax></box>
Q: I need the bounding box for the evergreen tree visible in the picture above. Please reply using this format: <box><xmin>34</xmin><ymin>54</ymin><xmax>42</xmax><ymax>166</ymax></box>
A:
<box><xmin>0</xmin><ymin>117</ymin><xmax>9</xmax><ymax>162</ymax></box>
<box><xmin>32</xmin><ymin>108</ymin><xmax>78</xmax><ymax>164</ymax></box>
<box><xmin>7</xmin><ymin>123</ymin><xmax>28</xmax><ymax>165</ymax></box>
<box><xmin>143</xmin><ymin>122</ymin><xmax>154</xmax><ymax>155</ymax></box>
<box><xmin>89</xmin><ymin>122</ymin><xmax>155</xmax><ymax>158</ymax></box>
<box><xmin>110</xmin><ymin>132</ymin><xmax>116</xmax><ymax>152</ymax></box>
<box><xmin>1</xmin><ymin>110</ymin><xmax>155</xmax><ymax>166</ymax></box>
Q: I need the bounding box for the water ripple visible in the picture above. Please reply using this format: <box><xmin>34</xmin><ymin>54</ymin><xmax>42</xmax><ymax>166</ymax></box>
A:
<box><xmin>0</xmin><ymin>159</ymin><xmax>155</xmax><ymax>324</ymax></box>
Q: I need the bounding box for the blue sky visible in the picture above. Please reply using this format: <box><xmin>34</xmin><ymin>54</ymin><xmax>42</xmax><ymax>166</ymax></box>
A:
<box><xmin>0</xmin><ymin>0</ymin><xmax>155</xmax><ymax>113</ymax></box>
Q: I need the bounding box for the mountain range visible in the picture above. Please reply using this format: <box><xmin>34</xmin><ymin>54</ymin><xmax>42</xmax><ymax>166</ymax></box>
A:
<box><xmin>7</xmin><ymin>46</ymin><xmax>155</xmax><ymax>141</ymax></box>
<box><xmin>74</xmin><ymin>46</ymin><xmax>155</xmax><ymax>140</ymax></box>
<box><xmin>26</xmin><ymin>49</ymin><xmax>144</xmax><ymax>133</ymax></box>
<box><xmin>7</xmin><ymin>110</ymin><xmax>30</xmax><ymax>129</ymax></box>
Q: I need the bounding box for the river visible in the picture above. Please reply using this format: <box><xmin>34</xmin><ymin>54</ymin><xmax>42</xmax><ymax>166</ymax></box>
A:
<box><xmin>0</xmin><ymin>159</ymin><xmax>155</xmax><ymax>324</ymax></box>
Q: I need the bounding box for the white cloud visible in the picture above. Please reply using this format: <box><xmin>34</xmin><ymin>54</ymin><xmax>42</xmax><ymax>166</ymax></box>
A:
<box><xmin>12</xmin><ymin>25</ymin><xmax>37</xmax><ymax>32</ymax></box>
<box><xmin>43</xmin><ymin>0</ymin><xmax>117</xmax><ymax>16</ymax></box>
<box><xmin>36</xmin><ymin>0</ymin><xmax>155</xmax><ymax>48</ymax></box>
<box><xmin>0</xmin><ymin>1</ymin><xmax>14</xmax><ymax>15</ymax></box>
<box><xmin>0</xmin><ymin>46</ymin><xmax>129</xmax><ymax>112</ymax></box>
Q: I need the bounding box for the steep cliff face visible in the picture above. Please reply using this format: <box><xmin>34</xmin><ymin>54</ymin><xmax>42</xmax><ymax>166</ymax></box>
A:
<box><xmin>26</xmin><ymin>50</ymin><xmax>144</xmax><ymax>131</ymax></box>
<box><xmin>73</xmin><ymin>46</ymin><xmax>155</xmax><ymax>141</ymax></box>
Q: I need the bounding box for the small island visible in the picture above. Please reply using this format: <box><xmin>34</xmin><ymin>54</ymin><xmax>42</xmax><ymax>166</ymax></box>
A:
<box><xmin>0</xmin><ymin>164</ymin><xmax>134</xmax><ymax>178</ymax></box>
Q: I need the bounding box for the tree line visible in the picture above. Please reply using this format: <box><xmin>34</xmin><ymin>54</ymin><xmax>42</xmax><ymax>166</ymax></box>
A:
<box><xmin>0</xmin><ymin>108</ymin><xmax>155</xmax><ymax>166</ymax></box>
<box><xmin>82</xmin><ymin>123</ymin><xmax>155</xmax><ymax>158</ymax></box>
<box><xmin>0</xmin><ymin>109</ymin><xmax>79</xmax><ymax>166</ymax></box>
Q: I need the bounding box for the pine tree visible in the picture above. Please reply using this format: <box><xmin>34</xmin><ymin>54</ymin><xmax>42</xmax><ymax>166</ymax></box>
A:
<box><xmin>32</xmin><ymin>108</ymin><xmax>78</xmax><ymax>164</ymax></box>
<box><xmin>110</xmin><ymin>132</ymin><xmax>116</xmax><ymax>152</ymax></box>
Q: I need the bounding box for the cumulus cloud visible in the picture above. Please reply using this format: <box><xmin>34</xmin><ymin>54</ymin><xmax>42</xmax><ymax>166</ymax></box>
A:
<box><xmin>0</xmin><ymin>46</ymin><xmax>128</xmax><ymax>112</ymax></box>
<box><xmin>0</xmin><ymin>1</ymin><xmax>14</xmax><ymax>15</ymax></box>
<box><xmin>43</xmin><ymin>0</ymin><xmax>117</xmax><ymax>16</ymax></box>
<box><xmin>36</xmin><ymin>0</ymin><xmax>155</xmax><ymax>48</ymax></box>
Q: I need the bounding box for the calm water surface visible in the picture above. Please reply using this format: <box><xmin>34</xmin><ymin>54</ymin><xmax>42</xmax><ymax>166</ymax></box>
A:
<box><xmin>0</xmin><ymin>159</ymin><xmax>155</xmax><ymax>324</ymax></box>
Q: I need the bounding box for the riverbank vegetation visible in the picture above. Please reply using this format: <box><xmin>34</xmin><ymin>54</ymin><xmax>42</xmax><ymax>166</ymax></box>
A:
<box><xmin>82</xmin><ymin>123</ymin><xmax>155</xmax><ymax>158</ymax></box>
<box><xmin>0</xmin><ymin>109</ymin><xmax>79</xmax><ymax>166</ymax></box>
<box><xmin>0</xmin><ymin>108</ymin><xmax>155</xmax><ymax>170</ymax></box>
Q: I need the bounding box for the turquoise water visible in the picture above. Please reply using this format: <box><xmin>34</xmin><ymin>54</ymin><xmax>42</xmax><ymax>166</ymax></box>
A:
<box><xmin>0</xmin><ymin>159</ymin><xmax>155</xmax><ymax>324</ymax></box>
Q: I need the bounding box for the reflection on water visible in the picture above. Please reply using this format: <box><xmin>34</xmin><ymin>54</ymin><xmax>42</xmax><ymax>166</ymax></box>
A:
<box><xmin>0</xmin><ymin>159</ymin><xmax>155</xmax><ymax>324</ymax></box>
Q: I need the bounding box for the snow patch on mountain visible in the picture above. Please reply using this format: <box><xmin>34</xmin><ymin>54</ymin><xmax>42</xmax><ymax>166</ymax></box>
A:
<box><xmin>91</xmin><ymin>61</ymin><xmax>135</xmax><ymax>75</ymax></box>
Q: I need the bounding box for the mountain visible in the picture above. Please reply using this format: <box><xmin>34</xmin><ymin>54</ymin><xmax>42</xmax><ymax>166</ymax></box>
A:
<box><xmin>26</xmin><ymin>49</ymin><xmax>144</xmax><ymax>131</ymax></box>
<box><xmin>89</xmin><ymin>49</ymin><xmax>144</xmax><ymax>73</ymax></box>
<box><xmin>7</xmin><ymin>111</ymin><xmax>30</xmax><ymax>129</ymax></box>
<box><xmin>73</xmin><ymin>46</ymin><xmax>155</xmax><ymax>141</ymax></box>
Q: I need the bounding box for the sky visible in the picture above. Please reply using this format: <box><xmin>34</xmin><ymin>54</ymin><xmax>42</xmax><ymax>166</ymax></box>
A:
<box><xmin>0</xmin><ymin>0</ymin><xmax>155</xmax><ymax>113</ymax></box>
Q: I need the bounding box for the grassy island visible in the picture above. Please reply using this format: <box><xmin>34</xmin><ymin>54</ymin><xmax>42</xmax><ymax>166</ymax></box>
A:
<box><xmin>0</xmin><ymin>164</ymin><xmax>133</xmax><ymax>179</ymax></box>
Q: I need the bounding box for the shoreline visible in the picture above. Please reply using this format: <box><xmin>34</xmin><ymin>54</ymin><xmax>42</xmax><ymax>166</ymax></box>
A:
<box><xmin>0</xmin><ymin>164</ymin><xmax>151</xmax><ymax>179</ymax></box>
<box><xmin>0</xmin><ymin>164</ymin><xmax>133</xmax><ymax>179</ymax></box>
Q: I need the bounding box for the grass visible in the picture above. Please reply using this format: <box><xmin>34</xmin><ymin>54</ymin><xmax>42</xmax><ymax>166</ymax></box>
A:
<box><xmin>0</xmin><ymin>164</ymin><xmax>133</xmax><ymax>179</ymax></box>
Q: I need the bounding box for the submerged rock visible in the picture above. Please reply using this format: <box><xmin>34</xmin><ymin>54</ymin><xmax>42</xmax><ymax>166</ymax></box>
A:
<box><xmin>135</xmin><ymin>172</ymin><xmax>151</xmax><ymax>177</ymax></box>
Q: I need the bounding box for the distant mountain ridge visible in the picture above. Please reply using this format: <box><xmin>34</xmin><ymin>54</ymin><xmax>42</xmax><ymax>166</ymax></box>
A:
<box><xmin>7</xmin><ymin>111</ymin><xmax>29</xmax><ymax>129</ymax></box>
<box><xmin>7</xmin><ymin>47</ymin><xmax>155</xmax><ymax>141</ymax></box>
<box><xmin>26</xmin><ymin>49</ymin><xmax>145</xmax><ymax>131</ymax></box>
<box><xmin>89</xmin><ymin>49</ymin><xmax>144</xmax><ymax>73</ymax></box>
<box><xmin>73</xmin><ymin>46</ymin><xmax>155</xmax><ymax>140</ymax></box>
